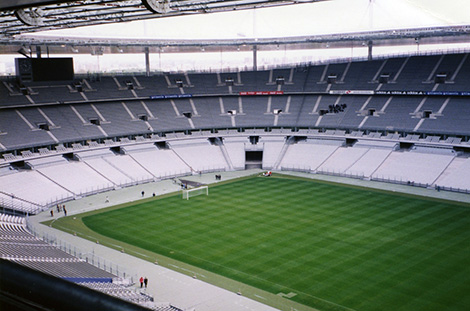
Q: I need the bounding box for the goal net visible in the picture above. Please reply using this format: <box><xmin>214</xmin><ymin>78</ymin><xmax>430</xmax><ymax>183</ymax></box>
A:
<box><xmin>182</xmin><ymin>186</ymin><xmax>209</xmax><ymax>200</ymax></box>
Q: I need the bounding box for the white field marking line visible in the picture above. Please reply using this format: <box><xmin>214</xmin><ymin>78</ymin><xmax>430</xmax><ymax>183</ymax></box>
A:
<box><xmin>52</xmin><ymin>223</ymin><xmax>122</xmax><ymax>249</ymax></box>
<box><xmin>121</xmin><ymin>248</ymin><xmax>153</xmax><ymax>259</ymax></box>
<box><xmin>49</xmin><ymin>218</ymin><xmax>59</xmax><ymax>227</ymax></box>
<box><xmin>51</xmin><ymin>224</ymin><xmax>118</xmax><ymax>248</ymax></box>
<box><xmin>253</xmin><ymin>294</ymin><xmax>266</xmax><ymax>300</ymax></box>
<box><xmin>164</xmin><ymin>238</ymin><xmax>358</xmax><ymax>311</ymax></box>
<box><xmin>277</xmin><ymin>292</ymin><xmax>297</xmax><ymax>298</ymax></box>
<box><xmin>107</xmin><ymin>242</ymin><xmax>124</xmax><ymax>249</ymax></box>
<box><xmin>161</xmin><ymin>245</ymin><xmax>357</xmax><ymax>311</ymax></box>
<box><xmin>94</xmin><ymin>231</ymin><xmax>340</xmax><ymax>309</ymax></box>
<box><xmin>130</xmin><ymin>250</ymin><xmax>153</xmax><ymax>258</ymax></box>
<box><xmin>168</xmin><ymin>264</ymin><xmax>207</xmax><ymax>278</ymax></box>
<box><xmin>54</xmin><ymin>223</ymin><xmax>156</xmax><ymax>259</ymax></box>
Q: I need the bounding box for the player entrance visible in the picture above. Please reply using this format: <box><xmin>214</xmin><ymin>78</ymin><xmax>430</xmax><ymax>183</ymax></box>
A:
<box><xmin>245</xmin><ymin>151</ymin><xmax>262</xmax><ymax>169</ymax></box>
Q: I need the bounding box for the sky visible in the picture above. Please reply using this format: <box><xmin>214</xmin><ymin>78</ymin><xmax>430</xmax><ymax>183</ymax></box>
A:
<box><xmin>20</xmin><ymin>0</ymin><xmax>470</xmax><ymax>40</ymax></box>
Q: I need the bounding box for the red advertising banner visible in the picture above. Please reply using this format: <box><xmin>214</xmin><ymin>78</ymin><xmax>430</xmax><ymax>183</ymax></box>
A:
<box><xmin>239</xmin><ymin>91</ymin><xmax>284</xmax><ymax>96</ymax></box>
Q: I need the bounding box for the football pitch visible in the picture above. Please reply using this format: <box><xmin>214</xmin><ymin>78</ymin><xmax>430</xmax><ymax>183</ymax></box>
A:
<box><xmin>78</xmin><ymin>175</ymin><xmax>469</xmax><ymax>311</ymax></box>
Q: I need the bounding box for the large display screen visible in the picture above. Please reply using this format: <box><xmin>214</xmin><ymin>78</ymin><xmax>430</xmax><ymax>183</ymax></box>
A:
<box><xmin>31</xmin><ymin>58</ymin><xmax>74</xmax><ymax>81</ymax></box>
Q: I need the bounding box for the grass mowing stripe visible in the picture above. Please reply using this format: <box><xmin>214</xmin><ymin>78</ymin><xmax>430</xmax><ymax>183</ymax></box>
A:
<box><xmin>79</xmin><ymin>175</ymin><xmax>470</xmax><ymax>311</ymax></box>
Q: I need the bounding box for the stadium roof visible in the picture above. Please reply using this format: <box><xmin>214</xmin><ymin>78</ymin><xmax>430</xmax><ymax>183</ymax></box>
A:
<box><xmin>0</xmin><ymin>0</ymin><xmax>329</xmax><ymax>37</ymax></box>
<box><xmin>0</xmin><ymin>0</ymin><xmax>469</xmax><ymax>56</ymax></box>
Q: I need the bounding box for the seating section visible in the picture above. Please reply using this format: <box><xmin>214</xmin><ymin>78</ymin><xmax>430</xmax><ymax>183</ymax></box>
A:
<box><xmin>223</xmin><ymin>136</ymin><xmax>249</xmax><ymax>170</ymax></box>
<box><xmin>434</xmin><ymin>157</ymin><xmax>470</xmax><ymax>191</ymax></box>
<box><xmin>169</xmin><ymin>139</ymin><xmax>228</xmax><ymax>173</ymax></box>
<box><xmin>2</xmin><ymin>53</ymin><xmax>470</xmax><ymax>310</ymax></box>
<box><xmin>261</xmin><ymin>140</ymin><xmax>285</xmax><ymax>169</ymax></box>
<box><xmin>26</xmin><ymin>155</ymin><xmax>69</xmax><ymax>169</ymax></box>
<box><xmin>0</xmin><ymin>170</ymin><xmax>73</xmax><ymax>212</ymax></box>
<box><xmin>280</xmin><ymin>140</ymin><xmax>341</xmax><ymax>171</ymax></box>
<box><xmin>0</xmin><ymin>109</ymin><xmax>56</xmax><ymax>149</ymax></box>
<box><xmin>124</xmin><ymin>144</ymin><xmax>192</xmax><ymax>178</ymax></box>
<box><xmin>0</xmin><ymin>213</ymin><xmax>26</xmax><ymax>228</ymax></box>
<box><xmin>84</xmin><ymin>157</ymin><xmax>135</xmax><ymax>185</ymax></box>
<box><xmin>0</xmin><ymin>191</ymin><xmax>43</xmax><ymax>214</ymax></box>
<box><xmin>100</xmin><ymin>154</ymin><xmax>155</xmax><ymax>184</ymax></box>
<box><xmin>0</xmin><ymin>213</ymin><xmax>184</xmax><ymax>310</ymax></box>
<box><xmin>80</xmin><ymin>282</ymin><xmax>184</xmax><ymax>311</ymax></box>
<box><xmin>345</xmin><ymin>148</ymin><xmax>393</xmax><ymax>177</ymax></box>
<box><xmin>1</xmin><ymin>53</ymin><xmax>470</xmax><ymax>152</ymax></box>
<box><xmin>2</xmin><ymin>52</ymin><xmax>470</xmax><ymax>213</ymax></box>
<box><xmin>317</xmin><ymin>146</ymin><xmax>370</xmax><ymax>174</ymax></box>
<box><xmin>78</xmin><ymin>282</ymin><xmax>154</xmax><ymax>306</ymax></box>
<box><xmin>2</xmin><ymin>130</ymin><xmax>470</xmax><ymax>215</ymax></box>
<box><xmin>371</xmin><ymin>150</ymin><xmax>455</xmax><ymax>185</ymax></box>
<box><xmin>38</xmin><ymin>161</ymin><xmax>114</xmax><ymax>195</ymax></box>
<box><xmin>0</xmin><ymin>214</ymin><xmax>114</xmax><ymax>280</ymax></box>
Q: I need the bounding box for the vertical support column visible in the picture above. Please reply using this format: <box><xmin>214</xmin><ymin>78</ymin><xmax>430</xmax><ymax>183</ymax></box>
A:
<box><xmin>36</xmin><ymin>46</ymin><xmax>41</xmax><ymax>58</ymax></box>
<box><xmin>367</xmin><ymin>40</ymin><xmax>373</xmax><ymax>61</ymax></box>
<box><xmin>253</xmin><ymin>45</ymin><xmax>258</xmax><ymax>71</ymax></box>
<box><xmin>145</xmin><ymin>47</ymin><xmax>150</xmax><ymax>77</ymax></box>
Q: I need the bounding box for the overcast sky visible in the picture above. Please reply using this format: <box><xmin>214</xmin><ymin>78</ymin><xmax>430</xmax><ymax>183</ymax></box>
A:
<box><xmin>24</xmin><ymin>0</ymin><xmax>470</xmax><ymax>40</ymax></box>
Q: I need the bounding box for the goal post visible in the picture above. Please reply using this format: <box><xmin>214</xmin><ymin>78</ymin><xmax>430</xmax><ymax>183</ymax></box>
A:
<box><xmin>182</xmin><ymin>186</ymin><xmax>209</xmax><ymax>200</ymax></box>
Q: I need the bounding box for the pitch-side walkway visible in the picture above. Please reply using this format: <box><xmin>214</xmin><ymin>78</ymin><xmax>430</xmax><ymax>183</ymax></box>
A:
<box><xmin>281</xmin><ymin>171</ymin><xmax>470</xmax><ymax>203</ymax></box>
<box><xmin>27</xmin><ymin>169</ymin><xmax>469</xmax><ymax>311</ymax></box>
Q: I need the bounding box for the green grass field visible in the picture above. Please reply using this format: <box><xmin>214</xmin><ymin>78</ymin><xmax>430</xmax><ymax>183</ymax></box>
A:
<box><xmin>80</xmin><ymin>175</ymin><xmax>470</xmax><ymax>311</ymax></box>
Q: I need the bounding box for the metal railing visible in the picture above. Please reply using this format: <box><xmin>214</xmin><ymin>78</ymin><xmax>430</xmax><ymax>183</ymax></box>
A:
<box><xmin>26</xmin><ymin>218</ymin><xmax>136</xmax><ymax>282</ymax></box>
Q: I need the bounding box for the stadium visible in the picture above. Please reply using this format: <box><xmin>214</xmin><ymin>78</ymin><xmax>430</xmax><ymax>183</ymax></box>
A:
<box><xmin>0</xmin><ymin>1</ymin><xmax>469</xmax><ymax>311</ymax></box>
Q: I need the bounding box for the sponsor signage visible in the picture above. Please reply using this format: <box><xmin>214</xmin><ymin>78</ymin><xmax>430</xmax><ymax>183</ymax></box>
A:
<box><xmin>239</xmin><ymin>91</ymin><xmax>284</xmax><ymax>96</ymax></box>
<box><xmin>331</xmin><ymin>90</ymin><xmax>470</xmax><ymax>96</ymax></box>
<box><xmin>375</xmin><ymin>90</ymin><xmax>470</xmax><ymax>96</ymax></box>
<box><xmin>149</xmin><ymin>94</ymin><xmax>193</xmax><ymax>99</ymax></box>
<box><xmin>329</xmin><ymin>90</ymin><xmax>375</xmax><ymax>95</ymax></box>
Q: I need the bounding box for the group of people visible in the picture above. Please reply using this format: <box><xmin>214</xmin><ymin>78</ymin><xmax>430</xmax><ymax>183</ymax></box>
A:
<box><xmin>141</xmin><ymin>190</ymin><xmax>157</xmax><ymax>197</ymax></box>
<box><xmin>50</xmin><ymin>204</ymin><xmax>67</xmax><ymax>217</ymax></box>
<box><xmin>139</xmin><ymin>276</ymin><xmax>149</xmax><ymax>288</ymax></box>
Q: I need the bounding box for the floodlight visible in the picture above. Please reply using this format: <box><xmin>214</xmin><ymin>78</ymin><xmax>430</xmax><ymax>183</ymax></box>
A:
<box><xmin>17</xmin><ymin>47</ymin><xmax>31</xmax><ymax>58</ymax></box>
